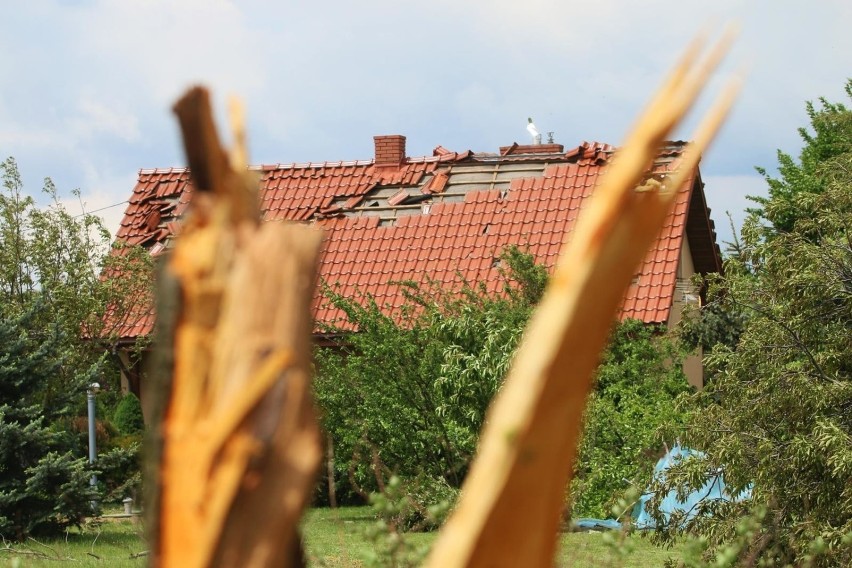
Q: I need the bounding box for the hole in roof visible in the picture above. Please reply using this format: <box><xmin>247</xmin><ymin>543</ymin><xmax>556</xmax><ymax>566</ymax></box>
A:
<box><xmin>367</xmin><ymin>200</ymin><xmax>380</xmax><ymax>207</ymax></box>
<box><xmin>482</xmin><ymin>224</ymin><xmax>491</xmax><ymax>235</ymax></box>
<box><xmin>491</xmin><ymin>258</ymin><xmax>502</xmax><ymax>269</ymax></box>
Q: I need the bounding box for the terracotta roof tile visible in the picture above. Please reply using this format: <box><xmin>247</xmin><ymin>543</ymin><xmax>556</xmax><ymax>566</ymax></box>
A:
<box><xmin>110</xmin><ymin>140</ymin><xmax>719</xmax><ymax>339</ymax></box>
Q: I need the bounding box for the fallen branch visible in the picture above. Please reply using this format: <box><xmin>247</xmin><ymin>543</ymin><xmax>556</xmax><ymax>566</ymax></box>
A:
<box><xmin>0</xmin><ymin>546</ymin><xmax>52</xmax><ymax>559</ymax></box>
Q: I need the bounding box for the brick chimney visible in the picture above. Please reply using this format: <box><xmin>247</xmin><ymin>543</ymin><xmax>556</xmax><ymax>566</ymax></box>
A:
<box><xmin>374</xmin><ymin>135</ymin><xmax>406</xmax><ymax>167</ymax></box>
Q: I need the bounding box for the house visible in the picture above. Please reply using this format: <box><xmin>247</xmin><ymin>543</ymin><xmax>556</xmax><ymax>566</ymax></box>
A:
<box><xmin>111</xmin><ymin>134</ymin><xmax>721</xmax><ymax>416</ymax></box>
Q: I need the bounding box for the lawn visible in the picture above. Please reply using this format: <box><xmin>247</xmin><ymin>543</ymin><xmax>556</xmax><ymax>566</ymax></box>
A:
<box><xmin>0</xmin><ymin>507</ymin><xmax>681</xmax><ymax>567</ymax></box>
<box><xmin>303</xmin><ymin>507</ymin><xmax>681</xmax><ymax>567</ymax></box>
<box><xmin>0</xmin><ymin>516</ymin><xmax>148</xmax><ymax>568</ymax></box>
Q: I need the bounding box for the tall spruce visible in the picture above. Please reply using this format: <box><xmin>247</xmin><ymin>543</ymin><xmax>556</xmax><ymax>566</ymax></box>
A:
<box><xmin>0</xmin><ymin>307</ymin><xmax>97</xmax><ymax>538</ymax></box>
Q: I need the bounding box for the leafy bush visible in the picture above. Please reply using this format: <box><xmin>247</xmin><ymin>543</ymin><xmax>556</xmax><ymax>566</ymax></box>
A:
<box><xmin>570</xmin><ymin>320</ymin><xmax>692</xmax><ymax>518</ymax></box>
<box><xmin>363</xmin><ymin>475</ymin><xmax>442</xmax><ymax>567</ymax></box>
<box><xmin>314</xmin><ymin>247</ymin><xmax>542</xmax><ymax>503</ymax></box>
<box><xmin>113</xmin><ymin>393</ymin><xmax>144</xmax><ymax>435</ymax></box>
<box><xmin>316</xmin><ymin>246</ymin><xmax>691</xmax><ymax>524</ymax></box>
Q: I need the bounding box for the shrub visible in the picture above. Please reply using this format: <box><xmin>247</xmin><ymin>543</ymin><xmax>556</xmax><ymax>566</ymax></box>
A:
<box><xmin>113</xmin><ymin>393</ymin><xmax>144</xmax><ymax>435</ymax></box>
<box><xmin>570</xmin><ymin>320</ymin><xmax>692</xmax><ymax>519</ymax></box>
<box><xmin>316</xmin><ymin>247</ymin><xmax>691</xmax><ymax>524</ymax></box>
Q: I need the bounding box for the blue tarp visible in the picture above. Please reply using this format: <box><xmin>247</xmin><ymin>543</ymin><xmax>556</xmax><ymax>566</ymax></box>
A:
<box><xmin>573</xmin><ymin>444</ymin><xmax>750</xmax><ymax>531</ymax></box>
<box><xmin>632</xmin><ymin>443</ymin><xmax>750</xmax><ymax>529</ymax></box>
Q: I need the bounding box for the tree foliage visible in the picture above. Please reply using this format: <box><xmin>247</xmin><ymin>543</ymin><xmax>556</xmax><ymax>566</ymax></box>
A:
<box><xmin>0</xmin><ymin>157</ymin><xmax>152</xmax><ymax>538</ymax></box>
<box><xmin>1</xmin><ymin>158</ymin><xmax>153</xmax><ymax>401</ymax></box>
<box><xmin>656</xmin><ymin>81</ymin><xmax>852</xmax><ymax>567</ymax></box>
<box><xmin>752</xmin><ymin>81</ymin><xmax>852</xmax><ymax>235</ymax></box>
<box><xmin>0</xmin><ymin>307</ymin><xmax>97</xmax><ymax>538</ymax></box>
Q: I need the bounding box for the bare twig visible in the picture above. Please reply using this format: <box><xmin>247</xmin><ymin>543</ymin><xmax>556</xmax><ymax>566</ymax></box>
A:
<box><xmin>27</xmin><ymin>536</ymin><xmax>62</xmax><ymax>559</ymax></box>
<box><xmin>0</xmin><ymin>546</ymin><xmax>52</xmax><ymax>559</ymax></box>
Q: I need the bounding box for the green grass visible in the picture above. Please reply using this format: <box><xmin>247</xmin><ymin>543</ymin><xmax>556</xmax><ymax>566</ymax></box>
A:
<box><xmin>0</xmin><ymin>517</ymin><xmax>147</xmax><ymax>567</ymax></box>
<box><xmin>303</xmin><ymin>506</ymin><xmax>682</xmax><ymax>567</ymax></box>
<box><xmin>1</xmin><ymin>507</ymin><xmax>681</xmax><ymax>567</ymax></box>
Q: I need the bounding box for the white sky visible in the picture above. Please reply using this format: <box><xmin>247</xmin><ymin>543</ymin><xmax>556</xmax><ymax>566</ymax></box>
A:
<box><xmin>1</xmin><ymin>1</ymin><xmax>849</xmax><ymax>247</ymax></box>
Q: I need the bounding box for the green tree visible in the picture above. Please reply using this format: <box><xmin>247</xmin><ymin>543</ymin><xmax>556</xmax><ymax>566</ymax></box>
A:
<box><xmin>654</xmin><ymin>82</ymin><xmax>852</xmax><ymax>567</ymax></box>
<box><xmin>751</xmin><ymin>81</ymin><xmax>852</xmax><ymax>234</ymax></box>
<box><xmin>0</xmin><ymin>157</ymin><xmax>152</xmax><ymax>537</ymax></box>
<box><xmin>0</xmin><ymin>307</ymin><xmax>97</xmax><ymax>539</ymax></box>
<box><xmin>0</xmin><ymin>157</ymin><xmax>153</xmax><ymax>385</ymax></box>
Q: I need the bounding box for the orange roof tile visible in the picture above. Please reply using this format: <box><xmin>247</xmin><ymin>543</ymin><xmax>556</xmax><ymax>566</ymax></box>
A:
<box><xmin>111</xmin><ymin>139</ymin><xmax>721</xmax><ymax>340</ymax></box>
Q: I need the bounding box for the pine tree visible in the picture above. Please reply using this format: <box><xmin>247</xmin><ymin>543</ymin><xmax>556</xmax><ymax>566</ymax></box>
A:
<box><xmin>0</xmin><ymin>307</ymin><xmax>97</xmax><ymax>539</ymax></box>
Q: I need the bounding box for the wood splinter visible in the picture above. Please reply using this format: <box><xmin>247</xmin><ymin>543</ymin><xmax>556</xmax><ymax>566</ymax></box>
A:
<box><xmin>425</xmin><ymin>29</ymin><xmax>741</xmax><ymax>568</ymax></box>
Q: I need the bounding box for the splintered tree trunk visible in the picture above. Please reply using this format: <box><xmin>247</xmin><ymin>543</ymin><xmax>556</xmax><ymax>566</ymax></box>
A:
<box><xmin>424</xmin><ymin>31</ymin><xmax>739</xmax><ymax>567</ymax></box>
<box><xmin>147</xmin><ymin>88</ymin><xmax>323</xmax><ymax>568</ymax></box>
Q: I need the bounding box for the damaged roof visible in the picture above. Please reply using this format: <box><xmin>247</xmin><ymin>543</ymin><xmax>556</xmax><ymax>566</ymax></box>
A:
<box><xmin>113</xmin><ymin>136</ymin><xmax>721</xmax><ymax>339</ymax></box>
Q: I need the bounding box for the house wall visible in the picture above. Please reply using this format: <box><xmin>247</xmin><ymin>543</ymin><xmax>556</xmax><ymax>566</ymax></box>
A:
<box><xmin>669</xmin><ymin>237</ymin><xmax>704</xmax><ymax>389</ymax></box>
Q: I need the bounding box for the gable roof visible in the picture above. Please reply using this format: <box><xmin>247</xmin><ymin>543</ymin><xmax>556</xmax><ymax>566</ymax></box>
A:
<box><xmin>112</xmin><ymin>137</ymin><xmax>721</xmax><ymax>340</ymax></box>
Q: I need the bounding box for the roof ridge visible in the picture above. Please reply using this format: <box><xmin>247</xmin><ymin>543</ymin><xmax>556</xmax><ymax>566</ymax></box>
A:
<box><xmin>138</xmin><ymin>167</ymin><xmax>189</xmax><ymax>175</ymax></box>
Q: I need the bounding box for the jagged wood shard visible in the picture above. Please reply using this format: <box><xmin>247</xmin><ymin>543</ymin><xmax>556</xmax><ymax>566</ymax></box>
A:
<box><xmin>152</xmin><ymin>88</ymin><xmax>323</xmax><ymax>568</ymax></box>
<box><xmin>425</xmin><ymin>30</ymin><xmax>740</xmax><ymax>568</ymax></box>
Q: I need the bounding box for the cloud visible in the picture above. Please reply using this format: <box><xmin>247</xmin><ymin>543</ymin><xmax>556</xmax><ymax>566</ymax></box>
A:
<box><xmin>1</xmin><ymin>0</ymin><xmax>849</xmax><ymax>246</ymax></box>
<box><xmin>68</xmin><ymin>97</ymin><xmax>141</xmax><ymax>143</ymax></box>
